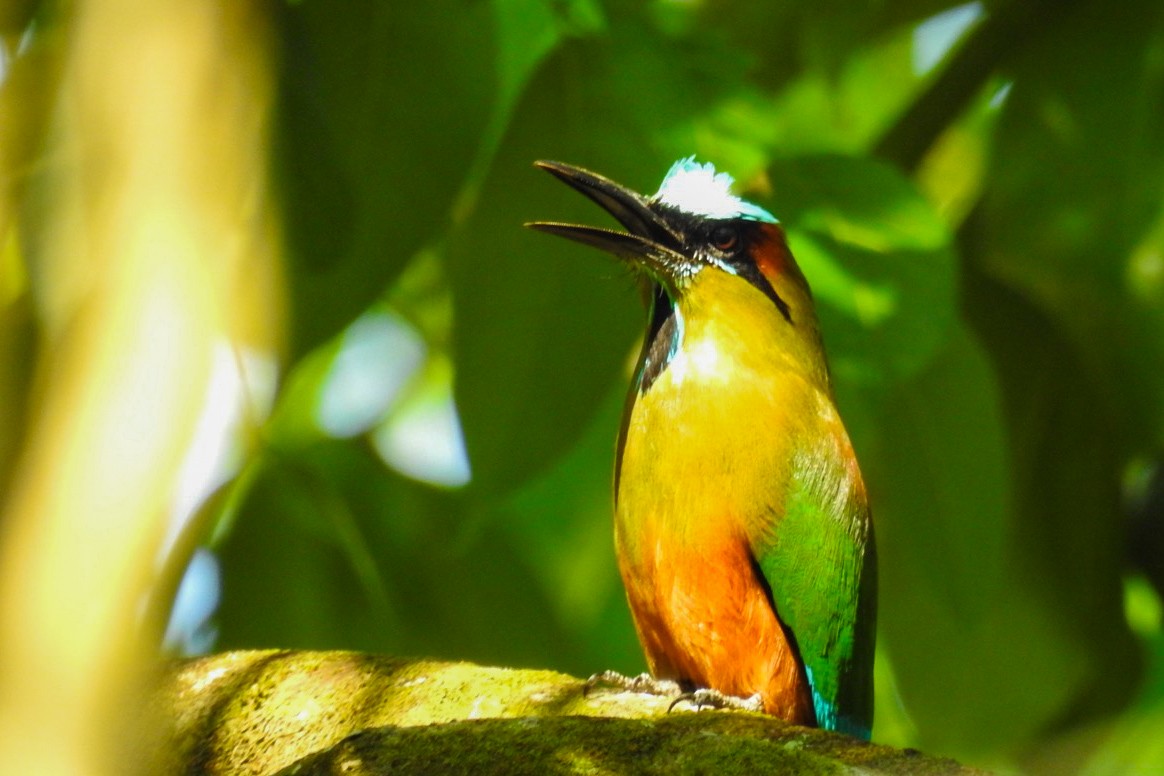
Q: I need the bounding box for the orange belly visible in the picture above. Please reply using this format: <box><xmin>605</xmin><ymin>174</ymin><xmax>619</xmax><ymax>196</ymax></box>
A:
<box><xmin>618</xmin><ymin>533</ymin><xmax>815</xmax><ymax>723</ymax></box>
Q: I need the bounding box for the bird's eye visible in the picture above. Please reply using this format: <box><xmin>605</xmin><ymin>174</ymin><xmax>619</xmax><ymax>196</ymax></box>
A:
<box><xmin>710</xmin><ymin>224</ymin><xmax>738</xmax><ymax>252</ymax></box>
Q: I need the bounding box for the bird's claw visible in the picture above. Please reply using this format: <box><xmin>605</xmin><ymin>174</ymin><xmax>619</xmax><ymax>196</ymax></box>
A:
<box><xmin>584</xmin><ymin>672</ymin><xmax>761</xmax><ymax>714</ymax></box>
<box><xmin>668</xmin><ymin>688</ymin><xmax>764</xmax><ymax>713</ymax></box>
<box><xmin>584</xmin><ymin>670</ymin><xmax>684</xmax><ymax>698</ymax></box>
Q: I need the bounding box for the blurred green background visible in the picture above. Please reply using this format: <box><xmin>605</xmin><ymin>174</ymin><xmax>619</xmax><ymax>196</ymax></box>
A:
<box><xmin>7</xmin><ymin>0</ymin><xmax>1164</xmax><ymax>772</ymax></box>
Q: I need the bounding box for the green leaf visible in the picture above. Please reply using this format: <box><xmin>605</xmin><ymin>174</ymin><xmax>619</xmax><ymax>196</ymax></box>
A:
<box><xmin>943</xmin><ymin>0</ymin><xmax>1164</xmax><ymax>748</ymax></box>
<box><xmin>961</xmin><ymin>268</ymin><xmax>1142</xmax><ymax>736</ymax></box>
<box><xmin>764</xmin><ymin>155</ymin><xmax>957</xmax><ymax>388</ymax></box>
<box><xmin>868</xmin><ymin>325</ymin><xmax>1075</xmax><ymax>753</ymax></box>
<box><xmin>274</xmin><ymin>0</ymin><xmax>498</xmax><ymax>357</ymax></box>
<box><xmin>975</xmin><ymin>0</ymin><xmax>1164</xmax><ymax>447</ymax></box>
<box><xmin>870</xmin><ymin>326</ymin><xmax>1009</xmax><ymax>620</ymax></box>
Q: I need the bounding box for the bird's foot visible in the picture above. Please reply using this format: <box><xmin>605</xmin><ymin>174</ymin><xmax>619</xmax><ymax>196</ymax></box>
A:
<box><xmin>584</xmin><ymin>670</ymin><xmax>684</xmax><ymax>699</ymax></box>
<box><xmin>669</xmin><ymin>687</ymin><xmax>764</xmax><ymax>714</ymax></box>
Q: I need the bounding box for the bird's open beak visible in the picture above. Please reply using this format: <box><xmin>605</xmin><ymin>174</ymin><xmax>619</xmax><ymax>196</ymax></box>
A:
<box><xmin>526</xmin><ymin>161</ymin><xmax>691</xmax><ymax>285</ymax></box>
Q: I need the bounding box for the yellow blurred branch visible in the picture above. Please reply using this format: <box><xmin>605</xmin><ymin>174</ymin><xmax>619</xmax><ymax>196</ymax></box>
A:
<box><xmin>0</xmin><ymin>1</ymin><xmax>282</xmax><ymax>774</ymax></box>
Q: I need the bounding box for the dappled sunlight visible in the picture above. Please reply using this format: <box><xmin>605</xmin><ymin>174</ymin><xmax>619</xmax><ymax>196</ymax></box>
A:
<box><xmin>311</xmin><ymin>303</ymin><xmax>471</xmax><ymax>488</ymax></box>
<box><xmin>912</xmin><ymin>3</ymin><xmax>983</xmax><ymax>76</ymax></box>
<box><xmin>161</xmin><ymin>343</ymin><xmax>275</xmax><ymax>657</ymax></box>
<box><xmin>372</xmin><ymin>371</ymin><xmax>472</xmax><ymax>489</ymax></box>
<box><xmin>166</xmin><ymin>343</ymin><xmax>277</xmax><ymax>556</ymax></box>
<box><xmin>1124</xmin><ymin>576</ymin><xmax>1163</xmax><ymax>638</ymax></box>
<box><xmin>1128</xmin><ymin>244</ymin><xmax>1164</xmax><ymax>301</ymax></box>
<box><xmin>163</xmin><ymin>547</ymin><xmax>221</xmax><ymax>656</ymax></box>
<box><xmin>316</xmin><ymin>310</ymin><xmax>426</xmax><ymax>440</ymax></box>
<box><xmin>1127</xmin><ymin>211</ymin><xmax>1164</xmax><ymax>303</ymax></box>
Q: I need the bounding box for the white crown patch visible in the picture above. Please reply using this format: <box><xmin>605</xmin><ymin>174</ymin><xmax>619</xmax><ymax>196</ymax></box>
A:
<box><xmin>652</xmin><ymin>157</ymin><xmax>777</xmax><ymax>223</ymax></box>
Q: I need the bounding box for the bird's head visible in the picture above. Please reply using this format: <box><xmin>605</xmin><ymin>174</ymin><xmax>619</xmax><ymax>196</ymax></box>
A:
<box><xmin>527</xmin><ymin>157</ymin><xmax>814</xmax><ymax>320</ymax></box>
<box><xmin>527</xmin><ymin>158</ymin><xmax>826</xmax><ymax>390</ymax></box>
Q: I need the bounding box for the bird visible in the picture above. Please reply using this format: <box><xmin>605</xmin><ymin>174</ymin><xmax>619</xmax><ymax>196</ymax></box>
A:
<box><xmin>526</xmin><ymin>157</ymin><xmax>877</xmax><ymax>739</ymax></box>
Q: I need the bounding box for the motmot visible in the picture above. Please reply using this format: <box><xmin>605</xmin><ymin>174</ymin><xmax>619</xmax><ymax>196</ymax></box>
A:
<box><xmin>528</xmin><ymin>158</ymin><xmax>877</xmax><ymax>738</ymax></box>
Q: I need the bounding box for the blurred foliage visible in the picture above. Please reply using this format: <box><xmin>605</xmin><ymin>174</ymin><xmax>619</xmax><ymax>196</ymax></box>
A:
<box><xmin>4</xmin><ymin>0</ymin><xmax>1164</xmax><ymax>772</ymax></box>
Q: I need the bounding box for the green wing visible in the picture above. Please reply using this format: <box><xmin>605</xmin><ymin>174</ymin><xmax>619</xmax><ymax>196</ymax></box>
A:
<box><xmin>753</xmin><ymin>441</ymin><xmax>877</xmax><ymax>739</ymax></box>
